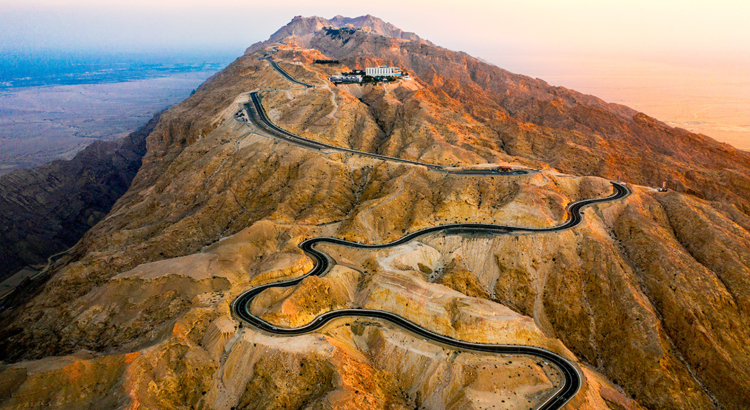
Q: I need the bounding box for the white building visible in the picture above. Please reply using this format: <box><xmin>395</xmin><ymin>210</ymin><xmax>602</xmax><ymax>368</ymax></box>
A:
<box><xmin>365</xmin><ymin>66</ymin><xmax>402</xmax><ymax>77</ymax></box>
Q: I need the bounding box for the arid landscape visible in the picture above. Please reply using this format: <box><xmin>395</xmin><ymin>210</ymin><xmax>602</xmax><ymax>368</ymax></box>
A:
<box><xmin>0</xmin><ymin>14</ymin><xmax>749</xmax><ymax>410</ymax></box>
<box><xmin>0</xmin><ymin>71</ymin><xmax>218</xmax><ymax>173</ymax></box>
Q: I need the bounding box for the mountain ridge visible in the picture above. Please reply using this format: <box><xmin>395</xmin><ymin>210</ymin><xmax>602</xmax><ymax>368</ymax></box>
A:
<box><xmin>245</xmin><ymin>14</ymin><xmax>433</xmax><ymax>55</ymax></box>
<box><xmin>248</xmin><ymin>20</ymin><xmax>750</xmax><ymax>213</ymax></box>
<box><xmin>0</xmin><ymin>113</ymin><xmax>160</xmax><ymax>281</ymax></box>
<box><xmin>0</xmin><ymin>15</ymin><xmax>747</xmax><ymax>410</ymax></box>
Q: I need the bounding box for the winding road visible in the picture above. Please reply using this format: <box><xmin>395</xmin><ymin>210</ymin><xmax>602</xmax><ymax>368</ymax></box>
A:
<box><xmin>248</xmin><ymin>59</ymin><xmax>528</xmax><ymax>176</ymax></box>
<box><xmin>232</xmin><ymin>57</ymin><xmax>632</xmax><ymax>409</ymax></box>
<box><xmin>266</xmin><ymin>59</ymin><xmax>314</xmax><ymax>89</ymax></box>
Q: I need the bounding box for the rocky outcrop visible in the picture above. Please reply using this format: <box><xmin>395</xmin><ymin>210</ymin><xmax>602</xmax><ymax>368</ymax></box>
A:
<box><xmin>245</xmin><ymin>14</ymin><xmax>432</xmax><ymax>55</ymax></box>
<box><xmin>0</xmin><ymin>113</ymin><xmax>159</xmax><ymax>280</ymax></box>
<box><xmin>436</xmin><ymin>259</ymin><xmax>490</xmax><ymax>299</ymax></box>
<box><xmin>0</xmin><ymin>15</ymin><xmax>748</xmax><ymax>410</ymax></box>
<box><xmin>303</xmin><ymin>27</ymin><xmax>750</xmax><ymax>213</ymax></box>
<box><xmin>328</xmin><ymin>15</ymin><xmax>430</xmax><ymax>44</ymax></box>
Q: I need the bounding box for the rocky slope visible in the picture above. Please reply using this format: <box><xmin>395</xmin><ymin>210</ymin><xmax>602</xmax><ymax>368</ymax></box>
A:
<box><xmin>0</xmin><ymin>114</ymin><xmax>159</xmax><ymax>280</ymax></box>
<box><xmin>0</xmin><ymin>15</ymin><xmax>748</xmax><ymax>410</ymax></box>
<box><xmin>250</xmin><ymin>16</ymin><xmax>750</xmax><ymax>210</ymax></box>
<box><xmin>245</xmin><ymin>14</ymin><xmax>432</xmax><ymax>55</ymax></box>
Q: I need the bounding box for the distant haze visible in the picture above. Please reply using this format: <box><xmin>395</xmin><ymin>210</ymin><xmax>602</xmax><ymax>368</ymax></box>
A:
<box><xmin>2</xmin><ymin>0</ymin><xmax>749</xmax><ymax>149</ymax></box>
<box><xmin>2</xmin><ymin>1</ymin><xmax>748</xmax><ymax>66</ymax></box>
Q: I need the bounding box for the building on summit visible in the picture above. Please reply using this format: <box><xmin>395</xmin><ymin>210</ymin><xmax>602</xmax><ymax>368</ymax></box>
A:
<box><xmin>365</xmin><ymin>66</ymin><xmax>402</xmax><ymax>77</ymax></box>
<box><xmin>329</xmin><ymin>66</ymin><xmax>404</xmax><ymax>85</ymax></box>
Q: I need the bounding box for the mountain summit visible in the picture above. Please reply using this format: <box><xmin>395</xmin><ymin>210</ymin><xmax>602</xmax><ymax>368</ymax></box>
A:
<box><xmin>246</xmin><ymin>14</ymin><xmax>433</xmax><ymax>55</ymax></box>
<box><xmin>0</xmin><ymin>15</ymin><xmax>748</xmax><ymax>410</ymax></box>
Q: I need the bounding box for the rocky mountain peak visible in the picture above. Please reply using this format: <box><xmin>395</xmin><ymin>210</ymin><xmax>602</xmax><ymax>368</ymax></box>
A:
<box><xmin>1</xmin><ymin>15</ymin><xmax>749</xmax><ymax>410</ymax></box>
<box><xmin>245</xmin><ymin>14</ymin><xmax>432</xmax><ymax>55</ymax></box>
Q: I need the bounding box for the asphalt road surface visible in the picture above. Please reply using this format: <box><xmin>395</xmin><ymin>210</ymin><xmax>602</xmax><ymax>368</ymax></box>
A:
<box><xmin>266</xmin><ymin>59</ymin><xmax>314</xmax><ymax>88</ymax></box>
<box><xmin>251</xmin><ymin>59</ymin><xmax>529</xmax><ymax>176</ymax></box>
<box><xmin>231</xmin><ymin>57</ymin><xmax>632</xmax><ymax>409</ymax></box>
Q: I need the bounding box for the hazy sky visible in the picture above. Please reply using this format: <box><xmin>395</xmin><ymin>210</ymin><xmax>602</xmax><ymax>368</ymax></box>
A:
<box><xmin>2</xmin><ymin>0</ymin><xmax>749</xmax><ymax>71</ymax></box>
<box><xmin>2</xmin><ymin>0</ymin><xmax>749</xmax><ymax>149</ymax></box>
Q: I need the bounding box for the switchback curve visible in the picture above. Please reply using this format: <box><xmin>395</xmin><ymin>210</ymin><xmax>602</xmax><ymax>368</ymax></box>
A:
<box><xmin>232</xmin><ymin>56</ymin><xmax>632</xmax><ymax>409</ymax></box>
<box><xmin>232</xmin><ymin>182</ymin><xmax>628</xmax><ymax>410</ymax></box>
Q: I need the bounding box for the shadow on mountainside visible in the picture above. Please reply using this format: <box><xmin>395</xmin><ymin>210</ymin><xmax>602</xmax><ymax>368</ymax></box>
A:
<box><xmin>0</xmin><ymin>113</ymin><xmax>161</xmax><ymax>281</ymax></box>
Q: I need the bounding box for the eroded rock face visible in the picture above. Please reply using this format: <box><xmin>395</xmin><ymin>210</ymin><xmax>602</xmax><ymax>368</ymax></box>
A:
<box><xmin>245</xmin><ymin>14</ymin><xmax>433</xmax><ymax>56</ymax></box>
<box><xmin>0</xmin><ymin>15</ymin><xmax>748</xmax><ymax>410</ymax></box>
<box><xmin>0</xmin><ymin>114</ymin><xmax>159</xmax><ymax>280</ymax></box>
<box><xmin>303</xmin><ymin>27</ymin><xmax>750</xmax><ymax>214</ymax></box>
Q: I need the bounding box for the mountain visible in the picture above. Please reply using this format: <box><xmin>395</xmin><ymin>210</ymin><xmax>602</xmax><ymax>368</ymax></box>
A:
<box><xmin>245</xmin><ymin>14</ymin><xmax>432</xmax><ymax>55</ymax></box>
<box><xmin>0</xmin><ymin>114</ymin><xmax>159</xmax><ymax>280</ymax></box>
<box><xmin>0</xmin><ymin>15</ymin><xmax>748</xmax><ymax>410</ymax></box>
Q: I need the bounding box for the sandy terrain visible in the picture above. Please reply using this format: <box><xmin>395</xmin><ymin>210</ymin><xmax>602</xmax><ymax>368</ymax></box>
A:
<box><xmin>0</xmin><ymin>71</ymin><xmax>216</xmax><ymax>173</ymax></box>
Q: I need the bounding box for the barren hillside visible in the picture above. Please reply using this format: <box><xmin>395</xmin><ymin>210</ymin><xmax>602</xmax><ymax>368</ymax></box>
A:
<box><xmin>0</xmin><ymin>15</ymin><xmax>748</xmax><ymax>410</ymax></box>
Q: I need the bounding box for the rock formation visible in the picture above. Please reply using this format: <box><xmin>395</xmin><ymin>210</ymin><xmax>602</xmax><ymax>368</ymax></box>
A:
<box><xmin>0</xmin><ymin>15</ymin><xmax>748</xmax><ymax>410</ymax></box>
<box><xmin>0</xmin><ymin>114</ymin><xmax>159</xmax><ymax>280</ymax></box>
<box><xmin>245</xmin><ymin>14</ymin><xmax>432</xmax><ymax>55</ymax></box>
